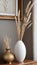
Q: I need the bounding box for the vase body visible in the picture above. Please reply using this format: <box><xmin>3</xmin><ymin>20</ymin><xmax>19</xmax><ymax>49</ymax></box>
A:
<box><xmin>14</xmin><ymin>40</ymin><xmax>26</xmax><ymax>62</ymax></box>
<box><xmin>3</xmin><ymin>49</ymin><xmax>14</xmax><ymax>64</ymax></box>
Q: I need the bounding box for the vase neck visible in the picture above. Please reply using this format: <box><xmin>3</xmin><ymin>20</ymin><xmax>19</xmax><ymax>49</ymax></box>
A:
<box><xmin>6</xmin><ymin>49</ymin><xmax>11</xmax><ymax>52</ymax></box>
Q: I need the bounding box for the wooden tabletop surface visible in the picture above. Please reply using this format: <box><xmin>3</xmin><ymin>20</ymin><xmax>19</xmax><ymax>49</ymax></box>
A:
<box><xmin>0</xmin><ymin>60</ymin><xmax>37</xmax><ymax>65</ymax></box>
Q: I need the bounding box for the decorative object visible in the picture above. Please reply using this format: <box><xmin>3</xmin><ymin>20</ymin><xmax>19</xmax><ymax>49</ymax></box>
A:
<box><xmin>15</xmin><ymin>1</ymin><xmax>34</xmax><ymax>40</ymax></box>
<box><xmin>3</xmin><ymin>36</ymin><xmax>14</xmax><ymax>64</ymax></box>
<box><xmin>4</xmin><ymin>35</ymin><xmax>10</xmax><ymax>49</ymax></box>
<box><xmin>14</xmin><ymin>1</ymin><xmax>34</xmax><ymax>62</ymax></box>
<box><xmin>3</xmin><ymin>48</ymin><xmax>14</xmax><ymax>64</ymax></box>
<box><xmin>3</xmin><ymin>0</ymin><xmax>8</xmax><ymax>12</ymax></box>
<box><xmin>0</xmin><ymin>0</ymin><xmax>18</xmax><ymax>19</ymax></box>
<box><xmin>0</xmin><ymin>0</ymin><xmax>17</xmax><ymax>15</ymax></box>
<box><xmin>14</xmin><ymin>40</ymin><xmax>26</xmax><ymax>62</ymax></box>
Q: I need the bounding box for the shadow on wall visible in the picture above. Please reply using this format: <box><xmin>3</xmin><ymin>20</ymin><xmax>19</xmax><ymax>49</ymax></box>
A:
<box><xmin>23</xmin><ymin>25</ymin><xmax>33</xmax><ymax>60</ymax></box>
<box><xmin>23</xmin><ymin>0</ymin><xmax>33</xmax><ymax>60</ymax></box>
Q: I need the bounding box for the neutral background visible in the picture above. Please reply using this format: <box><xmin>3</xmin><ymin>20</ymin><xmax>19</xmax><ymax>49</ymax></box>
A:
<box><xmin>0</xmin><ymin>0</ymin><xmax>33</xmax><ymax>61</ymax></box>
<box><xmin>33</xmin><ymin>0</ymin><xmax>37</xmax><ymax>61</ymax></box>
<box><xmin>0</xmin><ymin>20</ymin><xmax>18</xmax><ymax>60</ymax></box>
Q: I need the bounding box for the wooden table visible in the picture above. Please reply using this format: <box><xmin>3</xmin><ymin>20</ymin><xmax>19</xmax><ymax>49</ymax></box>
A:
<box><xmin>0</xmin><ymin>60</ymin><xmax>37</xmax><ymax>65</ymax></box>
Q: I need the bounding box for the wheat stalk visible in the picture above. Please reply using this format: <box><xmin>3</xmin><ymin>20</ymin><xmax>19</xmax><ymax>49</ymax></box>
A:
<box><xmin>23</xmin><ymin>16</ymin><xmax>27</xmax><ymax>24</ymax></box>
<box><xmin>15</xmin><ymin>10</ymin><xmax>21</xmax><ymax>40</ymax></box>
<box><xmin>27</xmin><ymin>20</ymin><xmax>31</xmax><ymax>25</ymax></box>
<box><xmin>15</xmin><ymin>16</ymin><xmax>18</xmax><ymax>37</ymax></box>
<box><xmin>15</xmin><ymin>1</ymin><xmax>34</xmax><ymax>40</ymax></box>
<box><xmin>27</xmin><ymin>2</ymin><xmax>34</xmax><ymax>16</ymax></box>
<box><xmin>21</xmin><ymin>12</ymin><xmax>31</xmax><ymax>38</ymax></box>
<box><xmin>21</xmin><ymin>23</ymin><xmax>26</xmax><ymax>40</ymax></box>
<box><xmin>26</xmin><ymin>12</ymin><xmax>32</xmax><ymax>23</ymax></box>
<box><xmin>17</xmin><ymin>10</ymin><xmax>21</xmax><ymax>40</ymax></box>
<box><xmin>21</xmin><ymin>12</ymin><xmax>32</xmax><ymax>40</ymax></box>
<box><xmin>15</xmin><ymin>16</ymin><xmax>17</xmax><ymax>27</ymax></box>
<box><xmin>27</xmin><ymin>23</ymin><xmax>33</xmax><ymax>29</ymax></box>
<box><xmin>25</xmin><ymin>1</ymin><xmax>31</xmax><ymax>14</ymax></box>
<box><xmin>4</xmin><ymin>35</ymin><xmax>10</xmax><ymax>49</ymax></box>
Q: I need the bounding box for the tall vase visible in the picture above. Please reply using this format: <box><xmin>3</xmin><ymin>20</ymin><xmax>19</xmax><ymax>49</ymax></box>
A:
<box><xmin>14</xmin><ymin>40</ymin><xmax>26</xmax><ymax>62</ymax></box>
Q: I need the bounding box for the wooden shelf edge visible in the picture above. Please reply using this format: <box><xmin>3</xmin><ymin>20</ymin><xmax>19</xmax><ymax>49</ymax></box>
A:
<box><xmin>0</xmin><ymin>16</ymin><xmax>17</xmax><ymax>20</ymax></box>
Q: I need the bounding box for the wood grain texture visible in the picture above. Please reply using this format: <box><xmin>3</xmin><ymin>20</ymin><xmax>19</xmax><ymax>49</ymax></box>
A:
<box><xmin>18</xmin><ymin>0</ymin><xmax>23</xmax><ymax>19</ymax></box>
<box><xmin>0</xmin><ymin>16</ymin><xmax>17</xmax><ymax>20</ymax></box>
<box><xmin>0</xmin><ymin>60</ymin><xmax>37</xmax><ymax>65</ymax></box>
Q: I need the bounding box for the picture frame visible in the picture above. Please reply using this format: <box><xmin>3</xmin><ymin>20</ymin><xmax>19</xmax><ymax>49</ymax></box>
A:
<box><xmin>0</xmin><ymin>0</ymin><xmax>18</xmax><ymax>19</ymax></box>
<box><xmin>18</xmin><ymin>0</ymin><xmax>23</xmax><ymax>20</ymax></box>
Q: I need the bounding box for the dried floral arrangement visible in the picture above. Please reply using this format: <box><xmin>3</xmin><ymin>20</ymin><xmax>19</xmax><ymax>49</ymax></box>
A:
<box><xmin>15</xmin><ymin>1</ymin><xmax>34</xmax><ymax>40</ymax></box>
<box><xmin>4</xmin><ymin>36</ymin><xmax>10</xmax><ymax>49</ymax></box>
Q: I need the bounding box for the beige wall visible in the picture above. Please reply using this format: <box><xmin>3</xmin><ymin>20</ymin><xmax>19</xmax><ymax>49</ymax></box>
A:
<box><xmin>0</xmin><ymin>20</ymin><xmax>18</xmax><ymax>60</ymax></box>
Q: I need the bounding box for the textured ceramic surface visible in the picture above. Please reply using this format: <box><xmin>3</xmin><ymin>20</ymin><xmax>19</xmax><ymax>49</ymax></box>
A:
<box><xmin>14</xmin><ymin>40</ymin><xmax>26</xmax><ymax>62</ymax></box>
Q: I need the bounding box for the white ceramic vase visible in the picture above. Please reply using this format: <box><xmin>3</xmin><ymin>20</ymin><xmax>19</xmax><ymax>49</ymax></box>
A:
<box><xmin>14</xmin><ymin>40</ymin><xmax>26</xmax><ymax>62</ymax></box>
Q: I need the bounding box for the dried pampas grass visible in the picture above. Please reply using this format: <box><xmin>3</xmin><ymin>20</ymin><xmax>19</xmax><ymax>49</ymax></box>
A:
<box><xmin>21</xmin><ymin>23</ymin><xmax>26</xmax><ymax>40</ymax></box>
<box><xmin>27</xmin><ymin>2</ymin><xmax>34</xmax><ymax>16</ymax></box>
<box><xmin>15</xmin><ymin>1</ymin><xmax>34</xmax><ymax>40</ymax></box>
<box><xmin>4</xmin><ymin>35</ymin><xmax>10</xmax><ymax>49</ymax></box>
<box><xmin>25</xmin><ymin>1</ymin><xmax>31</xmax><ymax>14</ymax></box>
<box><xmin>17</xmin><ymin>10</ymin><xmax>21</xmax><ymax>40</ymax></box>
<box><xmin>15</xmin><ymin>10</ymin><xmax>21</xmax><ymax>40</ymax></box>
